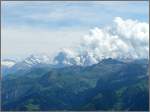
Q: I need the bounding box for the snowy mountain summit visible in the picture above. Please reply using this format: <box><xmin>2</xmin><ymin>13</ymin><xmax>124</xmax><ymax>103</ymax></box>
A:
<box><xmin>1</xmin><ymin>59</ymin><xmax>16</xmax><ymax>68</ymax></box>
<box><xmin>23</xmin><ymin>54</ymin><xmax>51</xmax><ymax>66</ymax></box>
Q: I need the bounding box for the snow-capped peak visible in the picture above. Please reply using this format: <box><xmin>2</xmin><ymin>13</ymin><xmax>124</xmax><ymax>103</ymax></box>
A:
<box><xmin>1</xmin><ymin>59</ymin><xmax>16</xmax><ymax>68</ymax></box>
<box><xmin>5</xmin><ymin>54</ymin><xmax>52</xmax><ymax>71</ymax></box>
<box><xmin>24</xmin><ymin>54</ymin><xmax>51</xmax><ymax>66</ymax></box>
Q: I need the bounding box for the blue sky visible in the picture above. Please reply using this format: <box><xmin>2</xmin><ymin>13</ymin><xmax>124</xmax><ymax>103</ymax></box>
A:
<box><xmin>2</xmin><ymin>1</ymin><xmax>149</xmax><ymax>28</ymax></box>
<box><xmin>1</xmin><ymin>1</ymin><xmax>149</xmax><ymax>60</ymax></box>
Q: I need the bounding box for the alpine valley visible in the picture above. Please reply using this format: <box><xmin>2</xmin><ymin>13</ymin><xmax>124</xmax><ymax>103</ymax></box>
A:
<box><xmin>1</xmin><ymin>54</ymin><xmax>149</xmax><ymax>111</ymax></box>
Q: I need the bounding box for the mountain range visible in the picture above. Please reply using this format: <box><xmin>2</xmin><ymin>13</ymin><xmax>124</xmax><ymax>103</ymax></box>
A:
<box><xmin>1</xmin><ymin>54</ymin><xmax>149</xmax><ymax>111</ymax></box>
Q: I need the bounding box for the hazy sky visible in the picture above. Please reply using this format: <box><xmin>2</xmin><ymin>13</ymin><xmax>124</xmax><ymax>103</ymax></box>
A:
<box><xmin>1</xmin><ymin>1</ymin><xmax>149</xmax><ymax>60</ymax></box>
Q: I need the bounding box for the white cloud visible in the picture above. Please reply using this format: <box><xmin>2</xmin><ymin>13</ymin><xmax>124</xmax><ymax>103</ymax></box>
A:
<box><xmin>53</xmin><ymin>17</ymin><xmax>149</xmax><ymax>66</ymax></box>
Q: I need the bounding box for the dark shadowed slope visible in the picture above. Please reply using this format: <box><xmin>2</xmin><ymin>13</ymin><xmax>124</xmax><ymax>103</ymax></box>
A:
<box><xmin>1</xmin><ymin>59</ymin><xmax>149</xmax><ymax>111</ymax></box>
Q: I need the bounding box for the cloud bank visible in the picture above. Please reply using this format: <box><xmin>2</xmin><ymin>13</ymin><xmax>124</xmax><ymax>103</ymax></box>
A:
<box><xmin>53</xmin><ymin>17</ymin><xmax>149</xmax><ymax>66</ymax></box>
